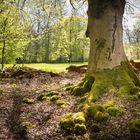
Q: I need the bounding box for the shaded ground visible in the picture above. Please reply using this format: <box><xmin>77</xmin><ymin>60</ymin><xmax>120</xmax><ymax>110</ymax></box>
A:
<box><xmin>0</xmin><ymin>67</ymin><xmax>140</xmax><ymax>140</ymax></box>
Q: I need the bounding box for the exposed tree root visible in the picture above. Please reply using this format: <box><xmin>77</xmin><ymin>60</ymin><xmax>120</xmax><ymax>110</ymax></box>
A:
<box><xmin>70</xmin><ymin>75</ymin><xmax>94</xmax><ymax>96</ymax></box>
<box><xmin>66</xmin><ymin>65</ymin><xmax>87</xmax><ymax>73</ymax></box>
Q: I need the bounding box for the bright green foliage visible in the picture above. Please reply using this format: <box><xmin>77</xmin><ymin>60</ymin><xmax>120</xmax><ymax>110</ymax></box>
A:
<box><xmin>48</xmin><ymin>16</ymin><xmax>89</xmax><ymax>63</ymax></box>
<box><xmin>5</xmin><ymin>63</ymin><xmax>87</xmax><ymax>73</ymax></box>
<box><xmin>128</xmin><ymin>119</ymin><xmax>140</xmax><ymax>133</ymax></box>
<box><xmin>0</xmin><ymin>1</ymin><xmax>30</xmax><ymax>65</ymax></box>
<box><xmin>124</xmin><ymin>23</ymin><xmax>140</xmax><ymax>60</ymax></box>
<box><xmin>0</xmin><ymin>0</ymin><xmax>89</xmax><ymax>65</ymax></box>
<box><xmin>24</xmin><ymin>15</ymin><xmax>89</xmax><ymax>63</ymax></box>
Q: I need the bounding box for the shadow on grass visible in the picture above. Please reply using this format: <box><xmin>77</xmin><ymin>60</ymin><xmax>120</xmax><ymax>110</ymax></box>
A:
<box><xmin>7</xmin><ymin>93</ymin><xmax>28</xmax><ymax>140</ymax></box>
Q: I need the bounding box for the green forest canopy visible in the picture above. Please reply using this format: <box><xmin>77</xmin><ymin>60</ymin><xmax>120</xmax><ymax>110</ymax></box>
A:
<box><xmin>0</xmin><ymin>0</ymin><xmax>139</xmax><ymax>66</ymax></box>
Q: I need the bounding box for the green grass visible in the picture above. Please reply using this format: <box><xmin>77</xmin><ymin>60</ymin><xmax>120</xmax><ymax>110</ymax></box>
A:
<box><xmin>4</xmin><ymin>63</ymin><xmax>87</xmax><ymax>73</ymax></box>
<box><xmin>134</xmin><ymin>60</ymin><xmax>140</xmax><ymax>62</ymax></box>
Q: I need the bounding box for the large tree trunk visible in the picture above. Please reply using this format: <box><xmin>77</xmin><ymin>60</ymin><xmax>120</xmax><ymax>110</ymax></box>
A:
<box><xmin>87</xmin><ymin>0</ymin><xmax>127</xmax><ymax>74</ymax></box>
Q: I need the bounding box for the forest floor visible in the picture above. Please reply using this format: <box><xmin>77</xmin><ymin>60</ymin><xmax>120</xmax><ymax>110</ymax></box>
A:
<box><xmin>0</xmin><ymin>67</ymin><xmax>140</xmax><ymax>140</ymax></box>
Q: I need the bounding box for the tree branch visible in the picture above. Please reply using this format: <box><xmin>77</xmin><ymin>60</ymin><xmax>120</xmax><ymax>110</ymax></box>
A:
<box><xmin>69</xmin><ymin>0</ymin><xmax>76</xmax><ymax>9</ymax></box>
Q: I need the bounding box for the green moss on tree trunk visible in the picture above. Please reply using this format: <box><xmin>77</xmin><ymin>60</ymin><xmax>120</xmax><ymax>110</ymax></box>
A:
<box><xmin>80</xmin><ymin>62</ymin><xmax>140</xmax><ymax>109</ymax></box>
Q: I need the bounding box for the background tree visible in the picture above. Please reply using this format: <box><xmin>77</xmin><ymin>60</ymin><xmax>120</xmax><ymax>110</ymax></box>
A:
<box><xmin>0</xmin><ymin>0</ymin><xmax>29</xmax><ymax>68</ymax></box>
<box><xmin>20</xmin><ymin>0</ymin><xmax>89</xmax><ymax>63</ymax></box>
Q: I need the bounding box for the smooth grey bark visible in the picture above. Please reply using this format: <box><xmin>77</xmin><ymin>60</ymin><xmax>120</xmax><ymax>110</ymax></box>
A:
<box><xmin>87</xmin><ymin>0</ymin><xmax>127</xmax><ymax>75</ymax></box>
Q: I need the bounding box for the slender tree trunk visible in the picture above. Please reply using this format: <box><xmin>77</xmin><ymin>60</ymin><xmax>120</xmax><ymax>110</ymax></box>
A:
<box><xmin>1</xmin><ymin>39</ymin><xmax>6</xmax><ymax>69</ymax></box>
<box><xmin>21</xmin><ymin>0</ymin><xmax>27</xmax><ymax>10</ymax></box>
<box><xmin>46</xmin><ymin>31</ymin><xmax>50</xmax><ymax>63</ymax></box>
<box><xmin>136</xmin><ymin>37</ymin><xmax>139</xmax><ymax>59</ymax></box>
<box><xmin>45</xmin><ymin>13</ymin><xmax>51</xmax><ymax>63</ymax></box>
<box><xmin>68</xmin><ymin>16</ymin><xmax>73</xmax><ymax>63</ymax></box>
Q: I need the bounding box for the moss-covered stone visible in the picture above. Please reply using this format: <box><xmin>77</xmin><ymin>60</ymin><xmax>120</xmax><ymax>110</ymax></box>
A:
<box><xmin>22</xmin><ymin>98</ymin><xmax>34</xmax><ymax>104</ymax></box>
<box><xmin>20</xmin><ymin>121</ymin><xmax>33</xmax><ymax>134</ymax></box>
<box><xmin>91</xmin><ymin>123</ymin><xmax>102</xmax><ymax>132</ymax></box>
<box><xmin>46</xmin><ymin>91</ymin><xmax>59</xmax><ymax>96</ymax></box>
<box><xmin>107</xmin><ymin>107</ymin><xmax>124</xmax><ymax>116</ymax></box>
<box><xmin>49</xmin><ymin>95</ymin><xmax>60</xmax><ymax>101</ymax></box>
<box><xmin>37</xmin><ymin>93</ymin><xmax>48</xmax><ymax>101</ymax></box>
<box><xmin>60</xmin><ymin>112</ymin><xmax>86</xmax><ymax>134</ymax></box>
<box><xmin>60</xmin><ymin>113</ymin><xmax>75</xmax><ymax>133</ymax></box>
<box><xmin>128</xmin><ymin>119</ymin><xmax>140</xmax><ymax>133</ymax></box>
<box><xmin>104</xmin><ymin>100</ymin><xmax>116</xmax><ymax>109</ymax></box>
<box><xmin>56</xmin><ymin>100</ymin><xmax>67</xmax><ymax>106</ymax></box>
<box><xmin>87</xmin><ymin>104</ymin><xmax>105</xmax><ymax>118</ymax></box>
<box><xmin>94</xmin><ymin>112</ymin><xmax>109</xmax><ymax>122</ymax></box>
<box><xmin>37</xmin><ymin>91</ymin><xmax>59</xmax><ymax>101</ymax></box>
<box><xmin>74</xmin><ymin>124</ymin><xmax>87</xmax><ymax>134</ymax></box>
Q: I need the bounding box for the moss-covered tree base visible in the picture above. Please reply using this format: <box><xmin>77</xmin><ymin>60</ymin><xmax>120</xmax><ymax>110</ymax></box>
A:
<box><xmin>60</xmin><ymin>62</ymin><xmax>140</xmax><ymax>135</ymax></box>
<box><xmin>77</xmin><ymin>62</ymin><xmax>140</xmax><ymax>110</ymax></box>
